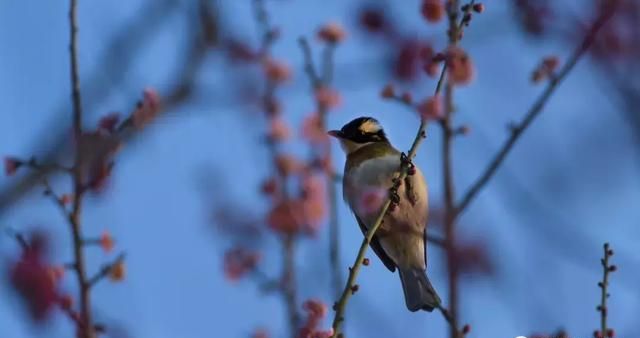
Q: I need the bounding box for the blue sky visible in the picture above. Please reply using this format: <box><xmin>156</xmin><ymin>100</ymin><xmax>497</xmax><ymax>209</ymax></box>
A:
<box><xmin>1</xmin><ymin>1</ymin><xmax>639</xmax><ymax>338</ymax></box>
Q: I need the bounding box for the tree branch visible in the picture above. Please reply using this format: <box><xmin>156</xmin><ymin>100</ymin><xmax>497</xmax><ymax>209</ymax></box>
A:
<box><xmin>455</xmin><ymin>5</ymin><xmax>616</xmax><ymax>217</ymax></box>
<box><xmin>68</xmin><ymin>1</ymin><xmax>94</xmax><ymax>337</ymax></box>
<box><xmin>596</xmin><ymin>243</ymin><xmax>616</xmax><ymax>338</ymax></box>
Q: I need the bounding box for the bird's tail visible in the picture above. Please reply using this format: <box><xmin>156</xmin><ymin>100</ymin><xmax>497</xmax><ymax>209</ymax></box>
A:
<box><xmin>398</xmin><ymin>267</ymin><xmax>441</xmax><ymax>312</ymax></box>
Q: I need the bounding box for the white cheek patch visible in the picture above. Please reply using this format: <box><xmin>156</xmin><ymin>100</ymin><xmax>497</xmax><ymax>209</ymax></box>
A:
<box><xmin>359</xmin><ymin>120</ymin><xmax>381</xmax><ymax>134</ymax></box>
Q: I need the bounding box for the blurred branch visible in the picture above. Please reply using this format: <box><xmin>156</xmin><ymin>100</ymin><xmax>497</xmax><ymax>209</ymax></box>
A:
<box><xmin>455</xmin><ymin>5</ymin><xmax>616</xmax><ymax>217</ymax></box>
<box><xmin>298</xmin><ymin>36</ymin><xmax>343</xmax><ymax>300</ymax></box>
<box><xmin>252</xmin><ymin>0</ymin><xmax>301</xmax><ymax>335</ymax></box>
<box><xmin>4</xmin><ymin>227</ymin><xmax>29</xmax><ymax>251</ymax></box>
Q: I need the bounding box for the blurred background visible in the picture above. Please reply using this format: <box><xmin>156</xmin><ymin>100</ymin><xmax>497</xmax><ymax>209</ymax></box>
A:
<box><xmin>0</xmin><ymin>0</ymin><xmax>638</xmax><ymax>337</ymax></box>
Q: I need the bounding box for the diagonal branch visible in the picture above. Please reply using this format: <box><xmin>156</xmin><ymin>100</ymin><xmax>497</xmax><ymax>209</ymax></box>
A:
<box><xmin>455</xmin><ymin>6</ymin><xmax>617</xmax><ymax>217</ymax></box>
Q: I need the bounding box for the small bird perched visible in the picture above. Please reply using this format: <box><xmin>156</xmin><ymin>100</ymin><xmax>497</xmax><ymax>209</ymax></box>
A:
<box><xmin>328</xmin><ymin>116</ymin><xmax>440</xmax><ymax>312</ymax></box>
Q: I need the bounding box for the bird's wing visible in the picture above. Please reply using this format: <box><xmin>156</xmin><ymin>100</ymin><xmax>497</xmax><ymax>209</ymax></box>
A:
<box><xmin>354</xmin><ymin>213</ymin><xmax>396</xmax><ymax>272</ymax></box>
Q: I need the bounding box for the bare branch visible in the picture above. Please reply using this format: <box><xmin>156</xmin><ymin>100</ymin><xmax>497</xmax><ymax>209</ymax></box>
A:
<box><xmin>455</xmin><ymin>5</ymin><xmax>617</xmax><ymax>217</ymax></box>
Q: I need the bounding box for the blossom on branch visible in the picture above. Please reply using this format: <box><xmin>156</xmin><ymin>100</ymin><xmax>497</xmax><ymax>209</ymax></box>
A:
<box><xmin>100</xmin><ymin>231</ymin><xmax>115</xmax><ymax>253</ymax></box>
<box><xmin>301</xmin><ymin>113</ymin><xmax>329</xmax><ymax>144</ymax></box>
<box><xmin>301</xmin><ymin>173</ymin><xmax>327</xmax><ymax>234</ymax></box>
<box><xmin>268</xmin><ymin>117</ymin><xmax>291</xmax><ymax>141</ymax></box>
<box><xmin>421</xmin><ymin>0</ymin><xmax>445</xmax><ymax>23</ymax></box>
<box><xmin>132</xmin><ymin>88</ymin><xmax>161</xmax><ymax>130</ymax></box>
<box><xmin>317</xmin><ymin>22</ymin><xmax>346</xmax><ymax>43</ymax></box>
<box><xmin>315</xmin><ymin>87</ymin><xmax>342</xmax><ymax>110</ymax></box>
<box><xmin>9</xmin><ymin>232</ymin><xmax>59</xmax><ymax>322</ymax></box>
<box><xmin>299</xmin><ymin>299</ymin><xmax>332</xmax><ymax>338</ymax></box>
<box><xmin>4</xmin><ymin>156</ymin><xmax>22</xmax><ymax>176</ymax></box>
<box><xmin>223</xmin><ymin>247</ymin><xmax>261</xmax><ymax>281</ymax></box>
<box><xmin>447</xmin><ymin>46</ymin><xmax>475</xmax><ymax>85</ymax></box>
<box><xmin>264</xmin><ymin>58</ymin><xmax>292</xmax><ymax>83</ymax></box>
<box><xmin>418</xmin><ymin>95</ymin><xmax>443</xmax><ymax>121</ymax></box>
<box><xmin>267</xmin><ymin>200</ymin><xmax>305</xmax><ymax>234</ymax></box>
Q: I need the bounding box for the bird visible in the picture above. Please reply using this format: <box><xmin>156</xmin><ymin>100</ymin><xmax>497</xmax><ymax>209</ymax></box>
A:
<box><xmin>328</xmin><ymin>116</ymin><xmax>441</xmax><ymax>312</ymax></box>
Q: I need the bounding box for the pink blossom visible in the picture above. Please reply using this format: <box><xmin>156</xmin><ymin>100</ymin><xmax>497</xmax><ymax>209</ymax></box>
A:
<box><xmin>132</xmin><ymin>88</ymin><xmax>161</xmax><ymax>130</ymax></box>
<box><xmin>4</xmin><ymin>157</ymin><xmax>22</xmax><ymax>176</ymax></box>
<box><xmin>267</xmin><ymin>200</ymin><xmax>306</xmax><ymax>234</ymax></box>
<box><xmin>275</xmin><ymin>154</ymin><xmax>303</xmax><ymax>176</ymax></box>
<box><xmin>264</xmin><ymin>58</ymin><xmax>291</xmax><ymax>83</ymax></box>
<box><xmin>317</xmin><ymin>22</ymin><xmax>346</xmax><ymax>43</ymax></box>
<box><xmin>299</xmin><ymin>299</ymin><xmax>330</xmax><ymax>338</ymax></box>
<box><xmin>223</xmin><ymin>247</ymin><xmax>261</xmax><ymax>282</ymax></box>
<box><xmin>447</xmin><ymin>47</ymin><xmax>475</xmax><ymax>85</ymax></box>
<box><xmin>418</xmin><ymin>95</ymin><xmax>443</xmax><ymax>121</ymax></box>
<box><xmin>10</xmin><ymin>232</ymin><xmax>59</xmax><ymax>322</ymax></box>
<box><xmin>315</xmin><ymin>87</ymin><xmax>341</xmax><ymax>110</ymax></box>
<box><xmin>301</xmin><ymin>173</ymin><xmax>327</xmax><ymax>234</ymax></box>
<box><xmin>421</xmin><ymin>0</ymin><xmax>445</xmax><ymax>23</ymax></box>
<box><xmin>269</xmin><ymin>117</ymin><xmax>291</xmax><ymax>141</ymax></box>
<box><xmin>98</xmin><ymin>113</ymin><xmax>120</xmax><ymax>133</ymax></box>
<box><xmin>301</xmin><ymin>113</ymin><xmax>328</xmax><ymax>144</ymax></box>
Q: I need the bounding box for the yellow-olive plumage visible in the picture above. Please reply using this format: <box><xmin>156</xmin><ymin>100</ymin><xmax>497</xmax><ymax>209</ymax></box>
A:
<box><xmin>329</xmin><ymin>117</ymin><xmax>440</xmax><ymax>312</ymax></box>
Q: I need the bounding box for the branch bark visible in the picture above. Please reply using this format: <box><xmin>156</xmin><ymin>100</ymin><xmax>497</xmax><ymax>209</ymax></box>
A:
<box><xmin>68</xmin><ymin>1</ymin><xmax>94</xmax><ymax>337</ymax></box>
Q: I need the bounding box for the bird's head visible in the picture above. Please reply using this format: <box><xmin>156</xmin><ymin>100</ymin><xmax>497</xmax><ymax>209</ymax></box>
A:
<box><xmin>328</xmin><ymin>117</ymin><xmax>389</xmax><ymax>154</ymax></box>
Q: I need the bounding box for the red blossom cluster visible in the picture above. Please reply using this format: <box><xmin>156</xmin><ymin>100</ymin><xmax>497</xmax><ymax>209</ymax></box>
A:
<box><xmin>80</xmin><ymin>89</ymin><xmax>160</xmax><ymax>192</ymax></box>
<box><xmin>512</xmin><ymin>0</ymin><xmax>554</xmax><ymax>36</ymax></box>
<box><xmin>9</xmin><ymin>232</ymin><xmax>59</xmax><ymax>321</ymax></box>
<box><xmin>421</xmin><ymin>0</ymin><xmax>445</xmax><ymax>23</ymax></box>
<box><xmin>317</xmin><ymin>22</ymin><xmax>346</xmax><ymax>44</ymax></box>
<box><xmin>298</xmin><ymin>299</ymin><xmax>333</xmax><ymax>338</ymax></box>
<box><xmin>356</xmin><ymin>2</ymin><xmax>481</xmax><ymax>84</ymax></box>
<box><xmin>446</xmin><ymin>46</ymin><xmax>475</xmax><ymax>86</ymax></box>
<box><xmin>452</xmin><ymin>239</ymin><xmax>493</xmax><ymax>277</ymax></box>
<box><xmin>265</xmin><ymin>169</ymin><xmax>328</xmax><ymax>235</ymax></box>
<box><xmin>531</xmin><ymin>56</ymin><xmax>560</xmax><ymax>83</ymax></box>
<box><xmin>223</xmin><ymin>248</ymin><xmax>261</xmax><ymax>281</ymax></box>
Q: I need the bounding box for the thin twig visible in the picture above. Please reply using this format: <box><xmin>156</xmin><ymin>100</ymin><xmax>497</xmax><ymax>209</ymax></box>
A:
<box><xmin>328</xmin><ymin>4</ymin><xmax>475</xmax><ymax>336</ymax></box>
<box><xmin>68</xmin><ymin>1</ymin><xmax>94</xmax><ymax>337</ymax></box>
<box><xmin>88</xmin><ymin>253</ymin><xmax>126</xmax><ymax>288</ymax></box>
<box><xmin>455</xmin><ymin>5</ymin><xmax>617</xmax><ymax>217</ymax></box>
<box><xmin>596</xmin><ymin>243</ymin><xmax>616</xmax><ymax>338</ymax></box>
<box><xmin>4</xmin><ymin>227</ymin><xmax>29</xmax><ymax>251</ymax></box>
<box><xmin>40</xmin><ymin>176</ymin><xmax>71</xmax><ymax>217</ymax></box>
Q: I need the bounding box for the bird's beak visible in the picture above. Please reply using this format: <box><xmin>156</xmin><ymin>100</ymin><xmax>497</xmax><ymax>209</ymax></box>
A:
<box><xmin>328</xmin><ymin>130</ymin><xmax>343</xmax><ymax>138</ymax></box>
